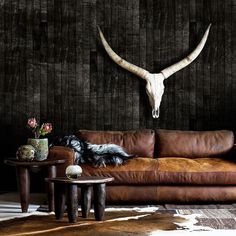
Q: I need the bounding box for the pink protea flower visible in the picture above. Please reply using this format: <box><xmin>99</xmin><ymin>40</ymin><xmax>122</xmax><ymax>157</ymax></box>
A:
<box><xmin>27</xmin><ymin>118</ymin><xmax>37</xmax><ymax>128</ymax></box>
<box><xmin>42</xmin><ymin>123</ymin><xmax>52</xmax><ymax>133</ymax></box>
<box><xmin>26</xmin><ymin>118</ymin><xmax>53</xmax><ymax>138</ymax></box>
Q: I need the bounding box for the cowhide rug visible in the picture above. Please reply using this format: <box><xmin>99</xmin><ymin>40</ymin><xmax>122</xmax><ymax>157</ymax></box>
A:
<box><xmin>1</xmin><ymin>205</ymin><xmax>236</xmax><ymax>236</ymax></box>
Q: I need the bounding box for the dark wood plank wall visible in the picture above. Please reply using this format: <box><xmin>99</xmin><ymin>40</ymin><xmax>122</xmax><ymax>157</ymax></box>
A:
<box><xmin>1</xmin><ymin>0</ymin><xmax>235</xmax><ymax>133</ymax></box>
<box><xmin>0</xmin><ymin>0</ymin><xmax>235</xmax><ymax>190</ymax></box>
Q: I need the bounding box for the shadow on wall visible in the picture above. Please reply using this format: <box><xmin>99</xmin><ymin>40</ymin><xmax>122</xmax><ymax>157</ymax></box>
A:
<box><xmin>0</xmin><ymin>124</ymin><xmax>58</xmax><ymax>192</ymax></box>
<box><xmin>0</xmin><ymin>124</ymin><xmax>43</xmax><ymax>192</ymax></box>
<box><xmin>0</xmin><ymin>125</ymin><xmax>24</xmax><ymax>191</ymax></box>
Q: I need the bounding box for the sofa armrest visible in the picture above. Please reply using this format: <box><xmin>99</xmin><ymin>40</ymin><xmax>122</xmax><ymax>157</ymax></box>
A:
<box><xmin>48</xmin><ymin>146</ymin><xmax>75</xmax><ymax>177</ymax></box>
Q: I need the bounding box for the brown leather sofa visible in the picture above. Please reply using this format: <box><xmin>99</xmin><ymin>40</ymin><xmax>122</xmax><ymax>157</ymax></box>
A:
<box><xmin>49</xmin><ymin>129</ymin><xmax>236</xmax><ymax>203</ymax></box>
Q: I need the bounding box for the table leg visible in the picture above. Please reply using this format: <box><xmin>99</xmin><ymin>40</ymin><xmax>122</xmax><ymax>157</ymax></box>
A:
<box><xmin>81</xmin><ymin>185</ymin><xmax>92</xmax><ymax>218</ymax></box>
<box><xmin>67</xmin><ymin>184</ymin><xmax>78</xmax><ymax>223</ymax></box>
<box><xmin>47</xmin><ymin>165</ymin><xmax>56</xmax><ymax>212</ymax></box>
<box><xmin>54</xmin><ymin>183</ymin><xmax>66</xmax><ymax>220</ymax></box>
<box><xmin>16</xmin><ymin>166</ymin><xmax>30</xmax><ymax>213</ymax></box>
<box><xmin>93</xmin><ymin>183</ymin><xmax>106</xmax><ymax>221</ymax></box>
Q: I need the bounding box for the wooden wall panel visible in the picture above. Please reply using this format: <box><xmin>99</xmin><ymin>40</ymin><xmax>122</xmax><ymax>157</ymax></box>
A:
<box><xmin>0</xmin><ymin>0</ymin><xmax>236</xmax><ymax>190</ymax></box>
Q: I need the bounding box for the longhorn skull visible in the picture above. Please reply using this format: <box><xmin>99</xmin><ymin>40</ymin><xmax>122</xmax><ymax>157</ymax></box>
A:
<box><xmin>98</xmin><ymin>24</ymin><xmax>211</xmax><ymax>118</ymax></box>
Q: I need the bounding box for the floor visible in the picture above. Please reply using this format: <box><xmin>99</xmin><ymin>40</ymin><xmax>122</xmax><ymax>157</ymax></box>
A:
<box><xmin>0</xmin><ymin>192</ymin><xmax>51</xmax><ymax>222</ymax></box>
<box><xmin>1</xmin><ymin>192</ymin><xmax>236</xmax><ymax>235</ymax></box>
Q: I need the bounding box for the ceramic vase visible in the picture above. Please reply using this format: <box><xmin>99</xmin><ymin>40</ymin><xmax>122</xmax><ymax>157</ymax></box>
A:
<box><xmin>65</xmin><ymin>165</ymin><xmax>83</xmax><ymax>179</ymax></box>
<box><xmin>16</xmin><ymin>145</ymin><xmax>36</xmax><ymax>161</ymax></box>
<box><xmin>27</xmin><ymin>138</ymin><xmax>49</xmax><ymax>161</ymax></box>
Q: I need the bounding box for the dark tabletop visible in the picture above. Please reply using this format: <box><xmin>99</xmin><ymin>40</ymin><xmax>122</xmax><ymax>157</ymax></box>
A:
<box><xmin>4</xmin><ymin>158</ymin><xmax>66</xmax><ymax>167</ymax></box>
<box><xmin>46</xmin><ymin>176</ymin><xmax>114</xmax><ymax>184</ymax></box>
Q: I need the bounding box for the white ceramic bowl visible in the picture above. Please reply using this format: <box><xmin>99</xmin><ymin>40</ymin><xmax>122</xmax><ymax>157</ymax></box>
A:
<box><xmin>65</xmin><ymin>165</ymin><xmax>83</xmax><ymax>179</ymax></box>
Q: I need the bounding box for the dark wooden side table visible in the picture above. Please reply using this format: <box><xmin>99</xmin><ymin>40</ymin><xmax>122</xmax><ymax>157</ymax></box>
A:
<box><xmin>4</xmin><ymin>158</ymin><xmax>66</xmax><ymax>213</ymax></box>
<box><xmin>47</xmin><ymin>176</ymin><xmax>114</xmax><ymax>223</ymax></box>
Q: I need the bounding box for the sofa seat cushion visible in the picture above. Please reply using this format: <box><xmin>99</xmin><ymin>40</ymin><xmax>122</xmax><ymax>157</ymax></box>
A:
<box><xmin>157</xmin><ymin>157</ymin><xmax>236</xmax><ymax>185</ymax></box>
<box><xmin>81</xmin><ymin>157</ymin><xmax>159</xmax><ymax>184</ymax></box>
<box><xmin>81</xmin><ymin>157</ymin><xmax>236</xmax><ymax>185</ymax></box>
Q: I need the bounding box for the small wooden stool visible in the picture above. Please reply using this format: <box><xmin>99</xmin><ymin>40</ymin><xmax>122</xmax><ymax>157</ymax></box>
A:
<box><xmin>47</xmin><ymin>176</ymin><xmax>114</xmax><ymax>223</ymax></box>
<box><xmin>5</xmin><ymin>158</ymin><xmax>66</xmax><ymax>212</ymax></box>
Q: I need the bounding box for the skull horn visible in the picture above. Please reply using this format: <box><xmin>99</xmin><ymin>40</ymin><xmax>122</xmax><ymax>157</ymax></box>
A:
<box><xmin>97</xmin><ymin>26</ymin><xmax>150</xmax><ymax>80</ymax></box>
<box><xmin>161</xmin><ymin>24</ymin><xmax>211</xmax><ymax>79</ymax></box>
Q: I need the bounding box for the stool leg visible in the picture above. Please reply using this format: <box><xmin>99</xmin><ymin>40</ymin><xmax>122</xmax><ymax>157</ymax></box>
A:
<box><xmin>16</xmin><ymin>167</ymin><xmax>30</xmax><ymax>213</ymax></box>
<box><xmin>47</xmin><ymin>165</ymin><xmax>56</xmax><ymax>212</ymax></box>
<box><xmin>54</xmin><ymin>183</ymin><xmax>66</xmax><ymax>220</ymax></box>
<box><xmin>81</xmin><ymin>185</ymin><xmax>92</xmax><ymax>218</ymax></box>
<box><xmin>93</xmin><ymin>183</ymin><xmax>106</xmax><ymax>221</ymax></box>
<box><xmin>67</xmin><ymin>184</ymin><xmax>78</xmax><ymax>223</ymax></box>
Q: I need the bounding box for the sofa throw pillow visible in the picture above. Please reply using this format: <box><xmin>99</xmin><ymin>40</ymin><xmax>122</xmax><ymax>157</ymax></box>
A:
<box><xmin>50</xmin><ymin>135</ymin><xmax>134</xmax><ymax>167</ymax></box>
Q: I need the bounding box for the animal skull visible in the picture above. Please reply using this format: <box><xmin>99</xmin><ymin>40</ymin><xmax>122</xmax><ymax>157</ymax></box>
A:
<box><xmin>145</xmin><ymin>73</ymin><xmax>165</xmax><ymax>118</ymax></box>
<box><xmin>98</xmin><ymin>24</ymin><xmax>211</xmax><ymax>118</ymax></box>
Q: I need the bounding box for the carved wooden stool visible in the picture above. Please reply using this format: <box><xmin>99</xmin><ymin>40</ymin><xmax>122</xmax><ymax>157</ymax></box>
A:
<box><xmin>4</xmin><ymin>159</ymin><xmax>66</xmax><ymax>213</ymax></box>
<box><xmin>47</xmin><ymin>176</ymin><xmax>114</xmax><ymax>223</ymax></box>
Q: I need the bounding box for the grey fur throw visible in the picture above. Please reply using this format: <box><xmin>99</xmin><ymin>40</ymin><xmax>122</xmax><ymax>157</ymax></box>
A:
<box><xmin>50</xmin><ymin>135</ymin><xmax>134</xmax><ymax>167</ymax></box>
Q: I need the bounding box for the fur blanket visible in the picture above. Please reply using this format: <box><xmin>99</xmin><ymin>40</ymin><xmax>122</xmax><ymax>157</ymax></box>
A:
<box><xmin>50</xmin><ymin>135</ymin><xmax>134</xmax><ymax>167</ymax></box>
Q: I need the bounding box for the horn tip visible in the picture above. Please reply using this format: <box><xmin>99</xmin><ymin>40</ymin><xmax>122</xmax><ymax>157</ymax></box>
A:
<box><xmin>97</xmin><ymin>25</ymin><xmax>100</xmax><ymax>30</ymax></box>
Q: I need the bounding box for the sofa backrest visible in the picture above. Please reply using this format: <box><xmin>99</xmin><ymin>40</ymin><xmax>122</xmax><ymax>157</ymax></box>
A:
<box><xmin>77</xmin><ymin>129</ymin><xmax>155</xmax><ymax>158</ymax></box>
<box><xmin>155</xmin><ymin>129</ymin><xmax>234</xmax><ymax>158</ymax></box>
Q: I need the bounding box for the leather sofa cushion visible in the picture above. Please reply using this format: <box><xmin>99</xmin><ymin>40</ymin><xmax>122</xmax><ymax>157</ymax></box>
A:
<box><xmin>81</xmin><ymin>157</ymin><xmax>236</xmax><ymax>185</ymax></box>
<box><xmin>157</xmin><ymin>157</ymin><xmax>236</xmax><ymax>185</ymax></box>
<box><xmin>77</xmin><ymin>129</ymin><xmax>155</xmax><ymax>157</ymax></box>
<box><xmin>155</xmin><ymin>129</ymin><xmax>234</xmax><ymax>158</ymax></box>
<box><xmin>81</xmin><ymin>158</ymin><xmax>158</xmax><ymax>184</ymax></box>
